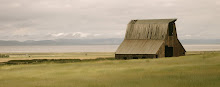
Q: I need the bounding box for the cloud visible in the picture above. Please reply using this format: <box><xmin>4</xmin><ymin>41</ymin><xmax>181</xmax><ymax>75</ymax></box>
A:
<box><xmin>12</xmin><ymin>28</ymin><xmax>32</xmax><ymax>36</ymax></box>
<box><xmin>185</xmin><ymin>35</ymin><xmax>192</xmax><ymax>37</ymax></box>
<box><xmin>216</xmin><ymin>1</ymin><xmax>220</xmax><ymax>5</ymax></box>
<box><xmin>50</xmin><ymin>33</ymin><xmax>67</xmax><ymax>37</ymax></box>
<box><xmin>47</xmin><ymin>32</ymin><xmax>103</xmax><ymax>39</ymax></box>
<box><xmin>47</xmin><ymin>32</ymin><xmax>124</xmax><ymax>39</ymax></box>
<box><xmin>10</xmin><ymin>3</ymin><xmax>22</xmax><ymax>7</ymax></box>
<box><xmin>0</xmin><ymin>0</ymin><xmax>219</xmax><ymax>40</ymax></box>
<box><xmin>49</xmin><ymin>32</ymin><xmax>90</xmax><ymax>38</ymax></box>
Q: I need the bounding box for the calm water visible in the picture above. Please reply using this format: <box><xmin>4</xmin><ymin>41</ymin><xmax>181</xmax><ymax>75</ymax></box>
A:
<box><xmin>0</xmin><ymin>45</ymin><xmax>220</xmax><ymax>53</ymax></box>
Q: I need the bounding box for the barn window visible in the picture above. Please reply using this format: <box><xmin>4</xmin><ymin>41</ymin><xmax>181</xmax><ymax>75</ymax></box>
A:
<box><xmin>133</xmin><ymin>57</ymin><xmax>138</xmax><ymax>59</ymax></box>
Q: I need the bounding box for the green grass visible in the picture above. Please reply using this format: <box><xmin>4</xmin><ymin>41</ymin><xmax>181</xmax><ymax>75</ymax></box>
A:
<box><xmin>0</xmin><ymin>52</ymin><xmax>220</xmax><ymax>87</ymax></box>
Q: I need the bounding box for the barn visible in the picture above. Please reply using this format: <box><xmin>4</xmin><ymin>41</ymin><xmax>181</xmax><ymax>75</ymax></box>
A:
<box><xmin>115</xmin><ymin>19</ymin><xmax>186</xmax><ymax>59</ymax></box>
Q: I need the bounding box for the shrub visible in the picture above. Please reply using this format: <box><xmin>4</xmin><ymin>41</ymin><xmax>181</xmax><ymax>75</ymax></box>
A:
<box><xmin>0</xmin><ymin>54</ymin><xmax>9</xmax><ymax>58</ymax></box>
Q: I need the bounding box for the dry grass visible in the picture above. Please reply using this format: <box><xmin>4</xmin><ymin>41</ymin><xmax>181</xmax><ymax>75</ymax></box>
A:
<box><xmin>0</xmin><ymin>51</ymin><xmax>220</xmax><ymax>87</ymax></box>
<box><xmin>0</xmin><ymin>52</ymin><xmax>115</xmax><ymax>62</ymax></box>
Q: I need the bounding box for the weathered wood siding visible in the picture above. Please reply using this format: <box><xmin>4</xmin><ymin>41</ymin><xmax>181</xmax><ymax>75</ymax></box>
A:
<box><xmin>173</xmin><ymin>39</ymin><xmax>186</xmax><ymax>56</ymax></box>
<box><xmin>157</xmin><ymin>42</ymin><xmax>165</xmax><ymax>58</ymax></box>
<box><xmin>116</xmin><ymin>40</ymin><xmax>164</xmax><ymax>54</ymax></box>
<box><xmin>125</xmin><ymin>23</ymin><xmax>168</xmax><ymax>40</ymax></box>
<box><xmin>166</xmin><ymin>22</ymin><xmax>176</xmax><ymax>47</ymax></box>
<box><xmin>172</xmin><ymin>23</ymin><xmax>186</xmax><ymax>57</ymax></box>
<box><xmin>115</xmin><ymin>19</ymin><xmax>185</xmax><ymax>59</ymax></box>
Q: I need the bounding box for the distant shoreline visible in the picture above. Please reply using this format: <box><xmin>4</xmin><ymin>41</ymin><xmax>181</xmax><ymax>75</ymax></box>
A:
<box><xmin>0</xmin><ymin>39</ymin><xmax>219</xmax><ymax>46</ymax></box>
<box><xmin>0</xmin><ymin>44</ymin><xmax>220</xmax><ymax>46</ymax></box>
<box><xmin>0</xmin><ymin>45</ymin><xmax>219</xmax><ymax>53</ymax></box>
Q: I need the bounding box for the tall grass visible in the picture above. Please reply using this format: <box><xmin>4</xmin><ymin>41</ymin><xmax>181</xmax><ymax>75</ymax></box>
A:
<box><xmin>0</xmin><ymin>52</ymin><xmax>220</xmax><ymax>87</ymax></box>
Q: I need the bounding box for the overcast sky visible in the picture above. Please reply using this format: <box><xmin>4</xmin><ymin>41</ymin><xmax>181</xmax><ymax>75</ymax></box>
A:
<box><xmin>0</xmin><ymin>0</ymin><xmax>219</xmax><ymax>41</ymax></box>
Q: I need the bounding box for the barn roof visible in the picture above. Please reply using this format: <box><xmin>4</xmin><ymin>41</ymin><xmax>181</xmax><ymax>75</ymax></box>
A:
<box><xmin>128</xmin><ymin>19</ymin><xmax>177</xmax><ymax>24</ymax></box>
<box><xmin>125</xmin><ymin>19</ymin><xmax>176</xmax><ymax>40</ymax></box>
<box><xmin>116</xmin><ymin>40</ymin><xmax>164</xmax><ymax>54</ymax></box>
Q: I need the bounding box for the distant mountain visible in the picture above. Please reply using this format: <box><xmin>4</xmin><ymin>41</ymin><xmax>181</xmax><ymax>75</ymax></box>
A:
<box><xmin>0</xmin><ymin>38</ymin><xmax>124</xmax><ymax>46</ymax></box>
<box><xmin>0</xmin><ymin>39</ymin><xmax>219</xmax><ymax>46</ymax></box>
<box><xmin>180</xmin><ymin>39</ymin><xmax>220</xmax><ymax>44</ymax></box>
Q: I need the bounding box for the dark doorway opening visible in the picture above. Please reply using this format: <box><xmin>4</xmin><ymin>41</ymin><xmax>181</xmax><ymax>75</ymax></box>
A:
<box><xmin>123</xmin><ymin>57</ymin><xmax>127</xmax><ymax>60</ymax></box>
<box><xmin>165</xmin><ymin>46</ymin><xmax>173</xmax><ymax>57</ymax></box>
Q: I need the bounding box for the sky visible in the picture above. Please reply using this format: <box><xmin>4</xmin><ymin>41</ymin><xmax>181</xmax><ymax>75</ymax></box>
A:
<box><xmin>0</xmin><ymin>0</ymin><xmax>219</xmax><ymax>41</ymax></box>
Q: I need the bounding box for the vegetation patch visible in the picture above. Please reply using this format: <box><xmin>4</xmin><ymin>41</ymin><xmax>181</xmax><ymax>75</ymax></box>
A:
<box><xmin>0</xmin><ymin>54</ymin><xmax>9</xmax><ymax>58</ymax></box>
<box><xmin>1</xmin><ymin>57</ymin><xmax>115</xmax><ymax>65</ymax></box>
<box><xmin>0</xmin><ymin>52</ymin><xmax>220</xmax><ymax>87</ymax></box>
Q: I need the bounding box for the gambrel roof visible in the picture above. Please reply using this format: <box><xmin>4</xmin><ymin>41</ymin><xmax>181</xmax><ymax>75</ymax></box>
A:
<box><xmin>116</xmin><ymin>19</ymin><xmax>176</xmax><ymax>54</ymax></box>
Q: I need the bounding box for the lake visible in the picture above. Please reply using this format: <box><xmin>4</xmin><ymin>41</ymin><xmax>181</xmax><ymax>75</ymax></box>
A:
<box><xmin>0</xmin><ymin>44</ymin><xmax>220</xmax><ymax>53</ymax></box>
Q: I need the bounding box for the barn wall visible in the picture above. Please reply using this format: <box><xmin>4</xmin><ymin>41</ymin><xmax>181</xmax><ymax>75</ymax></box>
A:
<box><xmin>166</xmin><ymin>22</ymin><xmax>176</xmax><ymax>47</ymax></box>
<box><xmin>172</xmin><ymin>23</ymin><xmax>186</xmax><ymax>57</ymax></box>
<box><xmin>172</xmin><ymin>23</ymin><xmax>178</xmax><ymax>56</ymax></box>
<box><xmin>157</xmin><ymin>43</ymin><xmax>165</xmax><ymax>58</ymax></box>
<box><xmin>173</xmin><ymin>39</ymin><xmax>186</xmax><ymax>57</ymax></box>
<box><xmin>115</xmin><ymin>54</ymin><xmax>157</xmax><ymax>59</ymax></box>
<box><xmin>164</xmin><ymin>23</ymin><xmax>185</xmax><ymax>57</ymax></box>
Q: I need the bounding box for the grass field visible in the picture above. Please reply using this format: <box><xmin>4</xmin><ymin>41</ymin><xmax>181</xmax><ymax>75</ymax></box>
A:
<box><xmin>0</xmin><ymin>52</ymin><xmax>115</xmax><ymax>62</ymax></box>
<box><xmin>0</xmin><ymin>51</ymin><xmax>220</xmax><ymax>87</ymax></box>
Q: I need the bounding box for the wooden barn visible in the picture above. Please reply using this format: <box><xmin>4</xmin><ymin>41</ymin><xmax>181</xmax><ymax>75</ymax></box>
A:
<box><xmin>115</xmin><ymin>19</ymin><xmax>185</xmax><ymax>59</ymax></box>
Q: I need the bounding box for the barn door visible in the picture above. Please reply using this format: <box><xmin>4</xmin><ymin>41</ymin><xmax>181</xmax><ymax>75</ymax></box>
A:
<box><xmin>165</xmin><ymin>46</ymin><xmax>173</xmax><ymax>57</ymax></box>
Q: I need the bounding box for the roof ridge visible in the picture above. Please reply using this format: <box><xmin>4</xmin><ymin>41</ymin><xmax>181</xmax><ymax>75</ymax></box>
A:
<box><xmin>131</xmin><ymin>18</ymin><xmax>177</xmax><ymax>20</ymax></box>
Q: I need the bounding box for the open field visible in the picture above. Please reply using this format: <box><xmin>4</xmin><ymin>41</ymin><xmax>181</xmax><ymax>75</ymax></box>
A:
<box><xmin>0</xmin><ymin>52</ymin><xmax>115</xmax><ymax>63</ymax></box>
<box><xmin>0</xmin><ymin>51</ymin><xmax>220</xmax><ymax>87</ymax></box>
